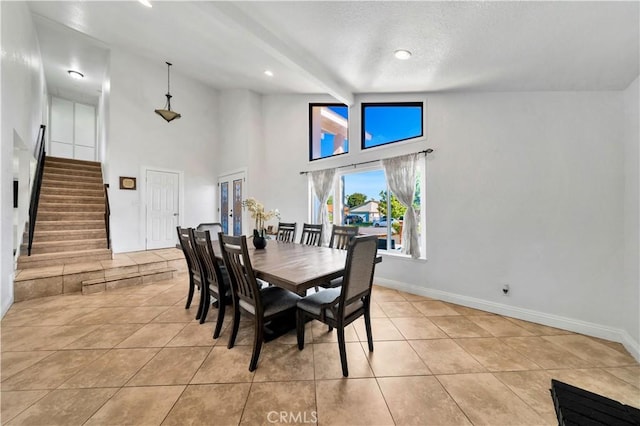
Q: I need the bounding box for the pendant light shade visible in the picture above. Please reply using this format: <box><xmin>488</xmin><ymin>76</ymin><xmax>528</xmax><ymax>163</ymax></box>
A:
<box><xmin>155</xmin><ymin>62</ymin><xmax>181</xmax><ymax>122</ymax></box>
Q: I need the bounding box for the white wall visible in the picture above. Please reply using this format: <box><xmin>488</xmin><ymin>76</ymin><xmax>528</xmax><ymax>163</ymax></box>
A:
<box><xmin>216</xmin><ymin>89</ymin><xmax>263</xmax><ymax>231</ymax></box>
<box><xmin>260</xmin><ymin>90</ymin><xmax>636</xmax><ymax>355</ymax></box>
<box><xmin>0</xmin><ymin>1</ymin><xmax>47</xmax><ymax>317</ymax></box>
<box><xmin>107</xmin><ymin>49</ymin><xmax>219</xmax><ymax>252</ymax></box>
<box><xmin>622</xmin><ymin>75</ymin><xmax>639</xmax><ymax>350</ymax></box>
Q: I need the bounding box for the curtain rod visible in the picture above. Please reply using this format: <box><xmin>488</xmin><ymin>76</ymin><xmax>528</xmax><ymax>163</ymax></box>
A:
<box><xmin>299</xmin><ymin>148</ymin><xmax>433</xmax><ymax>175</ymax></box>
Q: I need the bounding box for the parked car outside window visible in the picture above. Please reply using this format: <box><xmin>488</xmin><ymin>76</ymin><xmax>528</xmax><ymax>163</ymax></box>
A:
<box><xmin>343</xmin><ymin>215</ymin><xmax>364</xmax><ymax>225</ymax></box>
<box><xmin>373</xmin><ymin>216</ymin><xmax>398</xmax><ymax>227</ymax></box>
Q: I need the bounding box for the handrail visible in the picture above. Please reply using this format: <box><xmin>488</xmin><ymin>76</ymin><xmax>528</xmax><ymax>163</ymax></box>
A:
<box><xmin>27</xmin><ymin>125</ymin><xmax>46</xmax><ymax>256</ymax></box>
<box><xmin>104</xmin><ymin>183</ymin><xmax>111</xmax><ymax>249</ymax></box>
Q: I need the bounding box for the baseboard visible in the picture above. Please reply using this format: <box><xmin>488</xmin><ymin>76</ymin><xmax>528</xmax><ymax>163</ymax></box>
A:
<box><xmin>375</xmin><ymin>277</ymin><xmax>640</xmax><ymax>362</ymax></box>
<box><xmin>1</xmin><ymin>273</ymin><xmax>15</xmax><ymax>319</ymax></box>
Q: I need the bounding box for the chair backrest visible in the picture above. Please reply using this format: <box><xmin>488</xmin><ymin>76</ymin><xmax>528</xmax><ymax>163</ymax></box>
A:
<box><xmin>299</xmin><ymin>223</ymin><xmax>322</xmax><ymax>246</ymax></box>
<box><xmin>339</xmin><ymin>235</ymin><xmax>379</xmax><ymax>311</ymax></box>
<box><xmin>191</xmin><ymin>229</ymin><xmax>225</xmax><ymax>295</ymax></box>
<box><xmin>276</xmin><ymin>222</ymin><xmax>297</xmax><ymax>243</ymax></box>
<box><xmin>329</xmin><ymin>225</ymin><xmax>359</xmax><ymax>250</ymax></box>
<box><xmin>196</xmin><ymin>223</ymin><xmax>223</xmax><ymax>238</ymax></box>
<box><xmin>218</xmin><ymin>233</ymin><xmax>263</xmax><ymax>316</ymax></box>
<box><xmin>176</xmin><ymin>226</ymin><xmax>201</xmax><ymax>278</ymax></box>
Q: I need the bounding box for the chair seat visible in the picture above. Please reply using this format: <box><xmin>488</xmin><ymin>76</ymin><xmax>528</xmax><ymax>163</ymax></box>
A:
<box><xmin>239</xmin><ymin>286</ymin><xmax>301</xmax><ymax>317</ymax></box>
<box><xmin>297</xmin><ymin>287</ymin><xmax>363</xmax><ymax>320</ymax></box>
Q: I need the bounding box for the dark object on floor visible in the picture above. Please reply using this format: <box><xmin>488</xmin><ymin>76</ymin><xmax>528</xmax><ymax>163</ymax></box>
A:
<box><xmin>550</xmin><ymin>379</ymin><xmax>640</xmax><ymax>425</ymax></box>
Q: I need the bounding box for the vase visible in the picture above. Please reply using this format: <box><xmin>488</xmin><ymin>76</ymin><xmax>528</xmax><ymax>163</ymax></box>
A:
<box><xmin>253</xmin><ymin>229</ymin><xmax>267</xmax><ymax>249</ymax></box>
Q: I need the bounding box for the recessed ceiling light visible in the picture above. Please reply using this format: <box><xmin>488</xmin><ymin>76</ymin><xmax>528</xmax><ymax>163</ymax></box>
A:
<box><xmin>67</xmin><ymin>70</ymin><xmax>84</xmax><ymax>79</ymax></box>
<box><xmin>138</xmin><ymin>0</ymin><xmax>152</xmax><ymax>7</ymax></box>
<box><xmin>264</xmin><ymin>70</ymin><xmax>274</xmax><ymax>77</ymax></box>
<box><xmin>394</xmin><ymin>49</ymin><xmax>412</xmax><ymax>60</ymax></box>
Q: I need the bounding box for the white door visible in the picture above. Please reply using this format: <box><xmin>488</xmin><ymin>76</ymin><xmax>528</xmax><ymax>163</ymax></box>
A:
<box><xmin>218</xmin><ymin>172</ymin><xmax>244</xmax><ymax>236</ymax></box>
<box><xmin>146</xmin><ymin>170</ymin><xmax>180</xmax><ymax>249</ymax></box>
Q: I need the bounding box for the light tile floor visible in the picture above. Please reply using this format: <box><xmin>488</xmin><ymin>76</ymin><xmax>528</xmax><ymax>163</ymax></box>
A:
<box><xmin>1</xmin><ymin>275</ymin><xmax>638</xmax><ymax>425</ymax></box>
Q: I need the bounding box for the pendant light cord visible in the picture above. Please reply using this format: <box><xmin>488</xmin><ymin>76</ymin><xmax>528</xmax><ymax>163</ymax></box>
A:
<box><xmin>166</xmin><ymin>62</ymin><xmax>172</xmax><ymax>96</ymax></box>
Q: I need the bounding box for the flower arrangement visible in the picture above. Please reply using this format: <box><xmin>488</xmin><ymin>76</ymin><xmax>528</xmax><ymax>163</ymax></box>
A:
<box><xmin>242</xmin><ymin>197</ymin><xmax>279</xmax><ymax>238</ymax></box>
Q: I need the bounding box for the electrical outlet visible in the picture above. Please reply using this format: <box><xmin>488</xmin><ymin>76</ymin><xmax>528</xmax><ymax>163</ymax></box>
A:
<box><xmin>502</xmin><ymin>284</ymin><xmax>510</xmax><ymax>295</ymax></box>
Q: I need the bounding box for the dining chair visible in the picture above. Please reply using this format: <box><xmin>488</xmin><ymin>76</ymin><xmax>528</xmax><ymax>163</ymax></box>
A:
<box><xmin>196</xmin><ymin>222</ymin><xmax>223</xmax><ymax>237</ymax></box>
<box><xmin>329</xmin><ymin>225</ymin><xmax>359</xmax><ymax>250</ymax></box>
<box><xmin>296</xmin><ymin>235</ymin><xmax>379</xmax><ymax>377</ymax></box>
<box><xmin>276</xmin><ymin>222</ymin><xmax>297</xmax><ymax>243</ymax></box>
<box><xmin>299</xmin><ymin>223</ymin><xmax>323</xmax><ymax>246</ymax></box>
<box><xmin>176</xmin><ymin>226</ymin><xmax>206</xmax><ymax>321</ymax></box>
<box><xmin>218</xmin><ymin>233</ymin><xmax>302</xmax><ymax>371</ymax></box>
<box><xmin>191</xmin><ymin>229</ymin><xmax>232</xmax><ymax>336</ymax></box>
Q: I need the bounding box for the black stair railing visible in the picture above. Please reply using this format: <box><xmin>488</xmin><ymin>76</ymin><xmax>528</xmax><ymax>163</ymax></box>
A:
<box><xmin>104</xmin><ymin>183</ymin><xmax>111</xmax><ymax>249</ymax></box>
<box><xmin>27</xmin><ymin>124</ymin><xmax>46</xmax><ymax>256</ymax></box>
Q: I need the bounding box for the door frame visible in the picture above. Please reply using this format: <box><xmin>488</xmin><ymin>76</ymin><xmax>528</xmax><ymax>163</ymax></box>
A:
<box><xmin>217</xmin><ymin>167</ymin><xmax>247</xmax><ymax>236</ymax></box>
<box><xmin>140</xmin><ymin>165</ymin><xmax>185</xmax><ymax>250</ymax></box>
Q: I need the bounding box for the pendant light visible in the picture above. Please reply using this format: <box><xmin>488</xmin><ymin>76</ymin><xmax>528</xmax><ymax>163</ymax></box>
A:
<box><xmin>155</xmin><ymin>61</ymin><xmax>181</xmax><ymax>122</ymax></box>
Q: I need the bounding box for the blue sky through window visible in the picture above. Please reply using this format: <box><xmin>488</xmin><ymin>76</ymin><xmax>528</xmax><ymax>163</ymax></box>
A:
<box><xmin>363</xmin><ymin>105</ymin><xmax>422</xmax><ymax>148</ymax></box>
<box><xmin>343</xmin><ymin>169</ymin><xmax>386</xmax><ymax>202</ymax></box>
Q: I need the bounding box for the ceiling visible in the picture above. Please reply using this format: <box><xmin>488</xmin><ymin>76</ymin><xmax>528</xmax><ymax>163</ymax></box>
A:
<box><xmin>28</xmin><ymin>1</ymin><xmax>639</xmax><ymax>106</ymax></box>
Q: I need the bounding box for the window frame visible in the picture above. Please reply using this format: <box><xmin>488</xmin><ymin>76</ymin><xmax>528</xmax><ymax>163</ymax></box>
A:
<box><xmin>360</xmin><ymin>101</ymin><xmax>424</xmax><ymax>150</ymax></box>
<box><xmin>308</xmin><ymin>103</ymin><xmax>349</xmax><ymax>162</ymax></box>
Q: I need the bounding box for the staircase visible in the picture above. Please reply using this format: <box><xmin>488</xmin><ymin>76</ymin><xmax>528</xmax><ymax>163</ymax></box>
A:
<box><xmin>17</xmin><ymin>156</ymin><xmax>112</xmax><ymax>270</ymax></box>
<box><xmin>13</xmin><ymin>156</ymin><xmax>184</xmax><ymax>302</ymax></box>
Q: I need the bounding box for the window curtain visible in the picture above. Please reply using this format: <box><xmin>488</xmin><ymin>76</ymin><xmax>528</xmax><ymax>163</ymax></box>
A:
<box><xmin>310</xmin><ymin>168</ymin><xmax>336</xmax><ymax>246</ymax></box>
<box><xmin>381</xmin><ymin>153</ymin><xmax>421</xmax><ymax>258</ymax></box>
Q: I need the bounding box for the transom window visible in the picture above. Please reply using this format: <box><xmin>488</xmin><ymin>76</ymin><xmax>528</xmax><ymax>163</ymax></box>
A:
<box><xmin>361</xmin><ymin>102</ymin><xmax>423</xmax><ymax>149</ymax></box>
<box><xmin>309</xmin><ymin>104</ymin><xmax>349</xmax><ymax>161</ymax></box>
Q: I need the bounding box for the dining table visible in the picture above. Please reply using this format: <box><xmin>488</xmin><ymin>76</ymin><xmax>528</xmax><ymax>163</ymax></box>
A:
<box><xmin>243</xmin><ymin>239</ymin><xmax>382</xmax><ymax>296</ymax></box>
<box><xmin>219</xmin><ymin>238</ymin><xmax>382</xmax><ymax>340</ymax></box>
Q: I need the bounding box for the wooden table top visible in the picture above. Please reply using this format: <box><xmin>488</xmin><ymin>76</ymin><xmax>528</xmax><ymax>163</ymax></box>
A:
<box><xmin>245</xmin><ymin>240</ymin><xmax>380</xmax><ymax>295</ymax></box>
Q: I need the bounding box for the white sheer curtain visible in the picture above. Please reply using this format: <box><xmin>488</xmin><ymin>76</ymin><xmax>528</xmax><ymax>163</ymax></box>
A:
<box><xmin>382</xmin><ymin>153</ymin><xmax>420</xmax><ymax>258</ymax></box>
<box><xmin>310</xmin><ymin>168</ymin><xmax>336</xmax><ymax>246</ymax></box>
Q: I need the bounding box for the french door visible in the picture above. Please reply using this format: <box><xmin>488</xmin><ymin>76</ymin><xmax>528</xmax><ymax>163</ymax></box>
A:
<box><xmin>218</xmin><ymin>172</ymin><xmax>245</xmax><ymax>236</ymax></box>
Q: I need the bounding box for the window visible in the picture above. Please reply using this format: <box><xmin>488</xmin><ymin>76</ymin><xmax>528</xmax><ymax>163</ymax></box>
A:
<box><xmin>361</xmin><ymin>102</ymin><xmax>423</xmax><ymax>149</ymax></box>
<box><xmin>309</xmin><ymin>104</ymin><xmax>349</xmax><ymax>161</ymax></box>
<box><xmin>310</xmin><ymin>163</ymin><xmax>425</xmax><ymax>257</ymax></box>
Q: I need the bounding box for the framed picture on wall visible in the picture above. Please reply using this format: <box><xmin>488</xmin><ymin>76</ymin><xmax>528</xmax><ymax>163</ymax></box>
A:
<box><xmin>119</xmin><ymin>176</ymin><xmax>137</xmax><ymax>190</ymax></box>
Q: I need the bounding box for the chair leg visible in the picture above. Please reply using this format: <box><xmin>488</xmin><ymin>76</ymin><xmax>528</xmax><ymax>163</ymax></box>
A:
<box><xmin>213</xmin><ymin>295</ymin><xmax>225</xmax><ymax>339</ymax></box>
<box><xmin>185</xmin><ymin>274</ymin><xmax>195</xmax><ymax>309</ymax></box>
<box><xmin>337</xmin><ymin>325</ymin><xmax>349</xmax><ymax>377</ymax></box>
<box><xmin>227</xmin><ymin>305</ymin><xmax>241</xmax><ymax>349</ymax></box>
<box><xmin>249</xmin><ymin>318</ymin><xmax>264</xmax><ymax>372</ymax></box>
<box><xmin>195</xmin><ymin>285</ymin><xmax>206</xmax><ymax>321</ymax></box>
<box><xmin>296</xmin><ymin>310</ymin><xmax>306</xmax><ymax>350</ymax></box>
<box><xmin>199</xmin><ymin>288</ymin><xmax>210</xmax><ymax>324</ymax></box>
<box><xmin>364</xmin><ymin>303</ymin><xmax>374</xmax><ymax>352</ymax></box>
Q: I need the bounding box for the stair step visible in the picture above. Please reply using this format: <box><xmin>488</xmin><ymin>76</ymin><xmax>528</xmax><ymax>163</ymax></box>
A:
<box><xmin>32</xmin><ymin>229</ymin><xmax>107</xmax><ymax>242</ymax></box>
<box><xmin>34</xmin><ymin>220</ymin><xmax>104</xmax><ymax>231</ymax></box>
<box><xmin>23</xmin><ymin>239</ymin><xmax>108</xmax><ymax>255</ymax></box>
<box><xmin>44</xmin><ymin>161</ymin><xmax>101</xmax><ymax>172</ymax></box>
<box><xmin>42</xmin><ymin>180</ymin><xmax>104</xmax><ymax>190</ymax></box>
<box><xmin>40</xmin><ymin>186</ymin><xmax>104</xmax><ymax>197</ymax></box>
<box><xmin>44</xmin><ymin>166</ymin><xmax>102</xmax><ymax>178</ymax></box>
<box><xmin>43</xmin><ymin>172</ymin><xmax>103</xmax><ymax>183</ymax></box>
<box><xmin>40</xmin><ymin>194</ymin><xmax>105</xmax><ymax>204</ymax></box>
<box><xmin>37</xmin><ymin>211</ymin><xmax>104</xmax><ymax>221</ymax></box>
<box><xmin>82</xmin><ymin>267</ymin><xmax>177</xmax><ymax>294</ymax></box>
<box><xmin>46</xmin><ymin>156</ymin><xmax>101</xmax><ymax>168</ymax></box>
<box><xmin>17</xmin><ymin>248</ymin><xmax>113</xmax><ymax>269</ymax></box>
<box><xmin>39</xmin><ymin>202</ymin><xmax>104</xmax><ymax>212</ymax></box>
